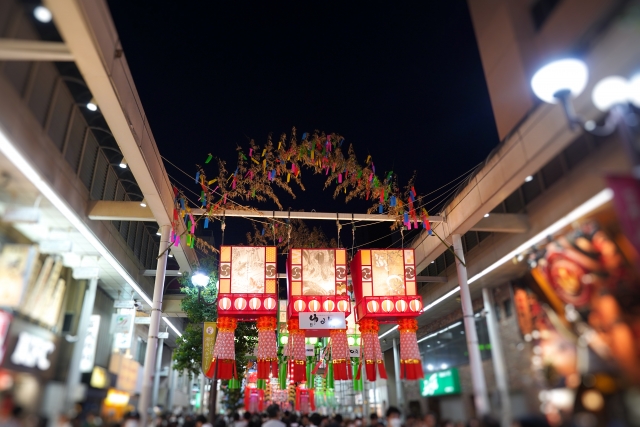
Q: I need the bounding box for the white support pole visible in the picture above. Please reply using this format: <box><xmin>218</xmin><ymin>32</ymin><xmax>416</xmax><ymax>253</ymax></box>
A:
<box><xmin>392</xmin><ymin>338</ymin><xmax>403</xmax><ymax>411</ymax></box>
<box><xmin>452</xmin><ymin>234</ymin><xmax>490</xmax><ymax>416</ymax></box>
<box><xmin>483</xmin><ymin>288</ymin><xmax>512</xmax><ymax>427</ymax></box>
<box><xmin>139</xmin><ymin>224</ymin><xmax>170</xmax><ymax>425</ymax></box>
<box><xmin>152</xmin><ymin>337</ymin><xmax>165</xmax><ymax>409</ymax></box>
<box><xmin>65</xmin><ymin>276</ymin><xmax>99</xmax><ymax>411</ymax></box>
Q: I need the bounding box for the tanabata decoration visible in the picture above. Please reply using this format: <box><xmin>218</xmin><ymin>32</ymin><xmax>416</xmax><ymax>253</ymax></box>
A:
<box><xmin>351</xmin><ymin>248</ymin><xmax>424</xmax><ymax>380</ymax></box>
<box><xmin>329</xmin><ymin>324</ymin><xmax>352</xmax><ymax>380</ymax></box>
<box><xmin>244</xmin><ymin>387</ymin><xmax>264</xmax><ymax>413</ymax></box>
<box><xmin>207</xmin><ymin>317</ymin><xmax>237</xmax><ymax>379</ymax></box>
<box><xmin>398</xmin><ymin>318</ymin><xmax>424</xmax><ymax>380</ymax></box>
<box><xmin>256</xmin><ymin>316</ymin><xmax>278</xmax><ymax>379</ymax></box>
<box><xmin>357</xmin><ymin>319</ymin><xmax>387</xmax><ymax>381</ymax></box>
<box><xmin>217</xmin><ymin>245</ymin><xmax>278</xmax><ymax>380</ymax></box>
<box><xmin>287</xmin><ymin>248</ymin><xmax>351</xmax><ymax>333</ymax></box>
<box><xmin>296</xmin><ymin>387</ymin><xmax>315</xmax><ymax>414</ymax></box>
<box><xmin>350</xmin><ymin>248</ymin><xmax>422</xmax><ymax>320</ymax></box>
<box><xmin>287</xmin><ymin>318</ymin><xmax>307</xmax><ymax>382</ymax></box>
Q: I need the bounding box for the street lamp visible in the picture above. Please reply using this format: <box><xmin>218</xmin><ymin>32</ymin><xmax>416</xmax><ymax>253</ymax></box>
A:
<box><xmin>191</xmin><ymin>272</ymin><xmax>216</xmax><ymax>306</ymax></box>
<box><xmin>531</xmin><ymin>58</ymin><xmax>640</xmax><ymax>177</ymax></box>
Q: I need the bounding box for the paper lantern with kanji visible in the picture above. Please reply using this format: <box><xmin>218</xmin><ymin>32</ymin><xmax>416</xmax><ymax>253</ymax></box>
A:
<box><xmin>287</xmin><ymin>248</ymin><xmax>350</xmax><ymax>319</ymax></box>
<box><xmin>217</xmin><ymin>245</ymin><xmax>278</xmax><ymax>319</ymax></box>
<box><xmin>350</xmin><ymin>248</ymin><xmax>422</xmax><ymax>321</ymax></box>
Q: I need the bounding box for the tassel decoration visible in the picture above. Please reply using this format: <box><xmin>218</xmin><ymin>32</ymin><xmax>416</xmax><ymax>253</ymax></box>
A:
<box><xmin>358</xmin><ymin>319</ymin><xmax>387</xmax><ymax>381</ymax></box>
<box><xmin>398</xmin><ymin>318</ymin><xmax>424</xmax><ymax>380</ymax></box>
<box><xmin>329</xmin><ymin>325</ymin><xmax>352</xmax><ymax>381</ymax></box>
<box><xmin>256</xmin><ymin>316</ymin><xmax>278</xmax><ymax>379</ymax></box>
<box><xmin>287</xmin><ymin>318</ymin><xmax>307</xmax><ymax>382</ymax></box>
<box><xmin>207</xmin><ymin>317</ymin><xmax>237</xmax><ymax>379</ymax></box>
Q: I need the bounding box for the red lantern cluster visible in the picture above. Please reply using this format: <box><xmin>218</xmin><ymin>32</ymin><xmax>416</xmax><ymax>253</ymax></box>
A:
<box><xmin>351</xmin><ymin>248</ymin><xmax>425</xmax><ymax>381</ymax></box>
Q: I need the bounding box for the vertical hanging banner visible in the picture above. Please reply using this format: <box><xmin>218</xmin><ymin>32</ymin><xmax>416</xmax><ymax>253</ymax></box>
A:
<box><xmin>202</xmin><ymin>322</ymin><xmax>217</xmax><ymax>375</ymax></box>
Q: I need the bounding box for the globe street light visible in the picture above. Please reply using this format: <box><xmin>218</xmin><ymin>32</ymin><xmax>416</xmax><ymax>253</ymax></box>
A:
<box><xmin>531</xmin><ymin>58</ymin><xmax>640</xmax><ymax>177</ymax></box>
<box><xmin>191</xmin><ymin>272</ymin><xmax>217</xmax><ymax>306</ymax></box>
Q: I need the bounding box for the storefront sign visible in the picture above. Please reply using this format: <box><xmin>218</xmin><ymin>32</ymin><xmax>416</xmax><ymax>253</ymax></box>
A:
<box><xmin>0</xmin><ymin>245</ymin><xmax>38</xmax><ymax>308</ymax></box>
<box><xmin>419</xmin><ymin>368</ymin><xmax>461</xmax><ymax>397</ymax></box>
<box><xmin>112</xmin><ymin>311</ymin><xmax>134</xmax><ymax>350</ymax></box>
<box><xmin>80</xmin><ymin>315</ymin><xmax>101</xmax><ymax>373</ymax></box>
<box><xmin>299</xmin><ymin>312</ymin><xmax>346</xmax><ymax>329</ymax></box>
<box><xmin>113</xmin><ymin>300</ymin><xmax>135</xmax><ymax>309</ymax></box>
<box><xmin>305</xmin><ymin>344</ymin><xmax>315</xmax><ymax>356</ymax></box>
<box><xmin>202</xmin><ymin>322</ymin><xmax>217</xmax><ymax>374</ymax></box>
<box><xmin>0</xmin><ymin>311</ymin><xmax>12</xmax><ymax>365</ymax></box>
<box><xmin>10</xmin><ymin>331</ymin><xmax>55</xmax><ymax>370</ymax></box>
<box><xmin>349</xmin><ymin>346</ymin><xmax>361</xmax><ymax>358</ymax></box>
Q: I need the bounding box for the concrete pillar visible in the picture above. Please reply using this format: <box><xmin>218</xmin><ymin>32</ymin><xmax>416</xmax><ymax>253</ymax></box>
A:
<box><xmin>167</xmin><ymin>366</ymin><xmax>176</xmax><ymax>412</ymax></box>
<box><xmin>452</xmin><ymin>234</ymin><xmax>490</xmax><ymax>416</ymax></box>
<box><xmin>483</xmin><ymin>288</ymin><xmax>512</xmax><ymax>427</ymax></box>
<box><xmin>65</xmin><ymin>276</ymin><xmax>98</xmax><ymax>411</ymax></box>
<box><xmin>139</xmin><ymin>224</ymin><xmax>171</xmax><ymax>425</ymax></box>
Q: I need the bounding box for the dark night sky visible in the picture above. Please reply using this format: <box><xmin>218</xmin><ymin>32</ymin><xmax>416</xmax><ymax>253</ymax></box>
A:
<box><xmin>107</xmin><ymin>1</ymin><xmax>498</xmax><ymax>249</ymax></box>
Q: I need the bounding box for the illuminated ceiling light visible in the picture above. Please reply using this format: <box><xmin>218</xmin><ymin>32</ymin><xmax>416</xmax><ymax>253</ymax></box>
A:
<box><xmin>525</xmin><ymin>175</ymin><xmax>534</xmax><ymax>183</ymax></box>
<box><xmin>592</xmin><ymin>76</ymin><xmax>629</xmax><ymax>112</ymax></box>
<box><xmin>168</xmin><ymin>251</ymin><xmax>173</xmax><ymax>258</ymax></box>
<box><xmin>156</xmin><ymin>229</ymin><xmax>161</xmax><ymax>236</ymax></box>
<box><xmin>191</xmin><ymin>272</ymin><xmax>210</xmax><ymax>287</ymax></box>
<box><xmin>86</xmin><ymin>98</ymin><xmax>98</xmax><ymax>111</ymax></box>
<box><xmin>33</xmin><ymin>6</ymin><xmax>52</xmax><ymax>23</ymax></box>
<box><xmin>441</xmin><ymin>363</ymin><xmax>448</xmax><ymax>370</ymax></box>
<box><xmin>530</xmin><ymin>58</ymin><xmax>588</xmax><ymax>104</ymax></box>
<box><xmin>0</xmin><ymin>128</ymin><xmax>181</xmax><ymax>336</ymax></box>
<box><xmin>484</xmin><ymin>213</ymin><xmax>490</xmax><ymax>218</ymax></box>
<box><xmin>431</xmin><ymin>261</ymin><xmax>435</xmax><ymax>264</ymax></box>
<box><xmin>119</xmin><ymin>157</ymin><xmax>127</xmax><ymax>169</ymax></box>
<box><xmin>378</xmin><ymin>325</ymin><xmax>398</xmax><ymax>339</ymax></box>
<box><xmin>468</xmin><ymin>189</ymin><xmax>613</xmax><ymax>284</ymax></box>
<box><xmin>629</xmin><ymin>73</ymin><xmax>640</xmax><ymax>107</ymax></box>
<box><xmin>427</xmin><ymin>364</ymin><xmax>434</xmax><ymax>371</ymax></box>
<box><xmin>140</xmin><ymin>198</ymin><xmax>147</xmax><ymax>208</ymax></box>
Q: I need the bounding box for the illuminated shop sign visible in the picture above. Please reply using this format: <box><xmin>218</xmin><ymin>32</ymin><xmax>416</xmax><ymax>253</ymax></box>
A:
<box><xmin>419</xmin><ymin>368</ymin><xmax>461</xmax><ymax>397</ymax></box>
<box><xmin>10</xmin><ymin>331</ymin><xmax>55</xmax><ymax>370</ymax></box>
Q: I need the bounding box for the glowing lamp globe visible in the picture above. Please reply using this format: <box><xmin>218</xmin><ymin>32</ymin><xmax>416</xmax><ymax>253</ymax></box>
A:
<box><xmin>264</xmin><ymin>297</ymin><xmax>277</xmax><ymax>310</ymax></box>
<box><xmin>234</xmin><ymin>297</ymin><xmax>247</xmax><ymax>310</ymax></box>
<box><xmin>323</xmin><ymin>300</ymin><xmax>335</xmax><ymax>312</ymax></box>
<box><xmin>249</xmin><ymin>298</ymin><xmax>262</xmax><ymax>310</ymax></box>
<box><xmin>337</xmin><ymin>300</ymin><xmax>349</xmax><ymax>312</ymax></box>
<box><xmin>309</xmin><ymin>300</ymin><xmax>321</xmax><ymax>312</ymax></box>
<box><xmin>409</xmin><ymin>299</ymin><xmax>422</xmax><ymax>312</ymax></box>
<box><xmin>531</xmin><ymin>59</ymin><xmax>588</xmax><ymax>104</ymax></box>
<box><xmin>381</xmin><ymin>300</ymin><xmax>394</xmax><ymax>313</ymax></box>
<box><xmin>367</xmin><ymin>300</ymin><xmax>379</xmax><ymax>313</ymax></box>
<box><xmin>396</xmin><ymin>300</ymin><xmax>408</xmax><ymax>312</ymax></box>
<box><xmin>591</xmin><ymin>76</ymin><xmax>629</xmax><ymax>112</ymax></box>
<box><xmin>293</xmin><ymin>300</ymin><xmax>306</xmax><ymax>312</ymax></box>
<box><xmin>219</xmin><ymin>297</ymin><xmax>232</xmax><ymax>310</ymax></box>
<box><xmin>192</xmin><ymin>272</ymin><xmax>210</xmax><ymax>287</ymax></box>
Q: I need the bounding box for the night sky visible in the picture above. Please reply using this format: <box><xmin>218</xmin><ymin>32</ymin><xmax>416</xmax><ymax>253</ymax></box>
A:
<box><xmin>107</xmin><ymin>1</ymin><xmax>498</xmax><ymax>250</ymax></box>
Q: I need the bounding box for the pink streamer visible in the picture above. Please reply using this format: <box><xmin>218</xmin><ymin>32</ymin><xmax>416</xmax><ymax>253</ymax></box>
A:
<box><xmin>338</xmin><ymin>174</ymin><xmax>342</xmax><ymax>183</ymax></box>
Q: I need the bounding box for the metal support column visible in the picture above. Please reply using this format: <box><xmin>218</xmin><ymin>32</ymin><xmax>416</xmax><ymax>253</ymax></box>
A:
<box><xmin>152</xmin><ymin>337</ymin><xmax>165</xmax><ymax>409</ymax></box>
<box><xmin>167</xmin><ymin>366</ymin><xmax>176</xmax><ymax>412</ymax></box>
<box><xmin>482</xmin><ymin>288</ymin><xmax>511</xmax><ymax>427</ymax></box>
<box><xmin>65</xmin><ymin>276</ymin><xmax>99</xmax><ymax>410</ymax></box>
<box><xmin>452</xmin><ymin>234</ymin><xmax>490</xmax><ymax>416</ymax></box>
<box><xmin>392</xmin><ymin>338</ymin><xmax>403</xmax><ymax>411</ymax></box>
<box><xmin>139</xmin><ymin>224</ymin><xmax>171</xmax><ymax>425</ymax></box>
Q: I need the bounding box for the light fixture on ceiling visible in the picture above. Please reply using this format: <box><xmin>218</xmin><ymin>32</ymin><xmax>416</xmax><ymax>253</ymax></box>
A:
<box><xmin>33</xmin><ymin>6</ymin><xmax>52</xmax><ymax>23</ymax></box>
<box><xmin>140</xmin><ymin>198</ymin><xmax>147</xmax><ymax>208</ymax></box>
<box><xmin>378</xmin><ymin>325</ymin><xmax>398</xmax><ymax>339</ymax></box>
<box><xmin>168</xmin><ymin>251</ymin><xmax>174</xmax><ymax>258</ymax></box>
<box><xmin>525</xmin><ymin>175</ymin><xmax>534</xmax><ymax>183</ymax></box>
<box><xmin>484</xmin><ymin>213</ymin><xmax>490</xmax><ymax>218</ymax></box>
<box><xmin>156</xmin><ymin>229</ymin><xmax>161</xmax><ymax>236</ymax></box>
<box><xmin>119</xmin><ymin>157</ymin><xmax>127</xmax><ymax>169</ymax></box>
<box><xmin>86</xmin><ymin>98</ymin><xmax>98</xmax><ymax>111</ymax></box>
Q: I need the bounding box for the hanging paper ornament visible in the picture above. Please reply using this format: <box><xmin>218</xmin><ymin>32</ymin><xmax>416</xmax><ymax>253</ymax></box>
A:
<box><xmin>204</xmin><ymin>217</ymin><xmax>209</xmax><ymax>229</ymax></box>
<box><xmin>398</xmin><ymin>318</ymin><xmax>424</xmax><ymax>380</ymax></box>
<box><xmin>287</xmin><ymin>318</ymin><xmax>306</xmax><ymax>382</ymax></box>
<box><xmin>195</xmin><ymin>171</ymin><xmax>200</xmax><ymax>184</ymax></box>
<box><xmin>329</xmin><ymin>325</ymin><xmax>352</xmax><ymax>381</ymax></box>
<box><xmin>357</xmin><ymin>319</ymin><xmax>387</xmax><ymax>381</ymax></box>
<box><xmin>256</xmin><ymin>316</ymin><xmax>278</xmax><ymax>380</ymax></box>
<box><xmin>296</xmin><ymin>387</ymin><xmax>315</xmax><ymax>414</ymax></box>
<box><xmin>207</xmin><ymin>317</ymin><xmax>237</xmax><ymax>380</ymax></box>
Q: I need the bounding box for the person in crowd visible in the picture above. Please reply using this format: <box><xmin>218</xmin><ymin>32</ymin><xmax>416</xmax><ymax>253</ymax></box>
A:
<box><xmin>247</xmin><ymin>413</ymin><xmax>262</xmax><ymax>427</ymax></box>
<box><xmin>262</xmin><ymin>405</ymin><xmax>285</xmax><ymax>427</ymax></box>
<box><xmin>440</xmin><ymin>420</ymin><xmax>454</xmax><ymax>427</ymax></box>
<box><xmin>231</xmin><ymin>413</ymin><xmax>246</xmax><ymax>427</ymax></box>
<box><xmin>288</xmin><ymin>414</ymin><xmax>299</xmax><ymax>427</ymax></box>
<box><xmin>424</xmin><ymin>413</ymin><xmax>437</xmax><ymax>427</ymax></box>
<box><xmin>369</xmin><ymin>414</ymin><xmax>381</xmax><ymax>427</ymax></box>
<box><xmin>300</xmin><ymin>415</ymin><xmax>310</xmax><ymax>427</ymax></box>
<box><xmin>195</xmin><ymin>415</ymin><xmax>212</xmax><ymax>427</ymax></box>
<box><xmin>385</xmin><ymin>407</ymin><xmax>401</xmax><ymax>427</ymax></box>
<box><xmin>123</xmin><ymin>413</ymin><xmax>140</xmax><ymax>427</ymax></box>
<box><xmin>309</xmin><ymin>414</ymin><xmax>322</xmax><ymax>427</ymax></box>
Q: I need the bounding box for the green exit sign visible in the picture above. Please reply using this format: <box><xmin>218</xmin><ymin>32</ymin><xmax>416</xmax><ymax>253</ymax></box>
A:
<box><xmin>419</xmin><ymin>368</ymin><xmax>461</xmax><ymax>397</ymax></box>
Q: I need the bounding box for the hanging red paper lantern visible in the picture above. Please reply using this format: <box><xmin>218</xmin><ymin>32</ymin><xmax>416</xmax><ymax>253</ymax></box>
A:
<box><xmin>329</xmin><ymin>324</ymin><xmax>352</xmax><ymax>381</ymax></box>
<box><xmin>337</xmin><ymin>300</ymin><xmax>349</xmax><ymax>312</ymax></box>
<box><xmin>398</xmin><ymin>318</ymin><xmax>424</xmax><ymax>380</ymax></box>
<box><xmin>381</xmin><ymin>299</ymin><xmax>394</xmax><ymax>312</ymax></box>
<box><xmin>357</xmin><ymin>319</ymin><xmax>387</xmax><ymax>381</ymax></box>
<box><xmin>309</xmin><ymin>300</ymin><xmax>321</xmax><ymax>312</ymax></box>
<box><xmin>323</xmin><ymin>300</ymin><xmax>335</xmax><ymax>312</ymax></box>
<box><xmin>219</xmin><ymin>297</ymin><xmax>232</xmax><ymax>311</ymax></box>
<box><xmin>287</xmin><ymin>318</ymin><xmax>306</xmax><ymax>382</ymax></box>
<box><xmin>293</xmin><ymin>299</ymin><xmax>306</xmax><ymax>312</ymax></box>
<box><xmin>396</xmin><ymin>300</ymin><xmax>408</xmax><ymax>312</ymax></box>
<box><xmin>256</xmin><ymin>316</ymin><xmax>278</xmax><ymax>379</ymax></box>
<box><xmin>234</xmin><ymin>297</ymin><xmax>247</xmax><ymax>310</ymax></box>
<box><xmin>367</xmin><ymin>300</ymin><xmax>379</xmax><ymax>313</ymax></box>
<box><xmin>409</xmin><ymin>299</ymin><xmax>422</xmax><ymax>312</ymax></box>
<box><xmin>264</xmin><ymin>297</ymin><xmax>277</xmax><ymax>310</ymax></box>
<box><xmin>207</xmin><ymin>317</ymin><xmax>237</xmax><ymax>379</ymax></box>
<box><xmin>249</xmin><ymin>298</ymin><xmax>262</xmax><ymax>310</ymax></box>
